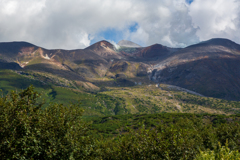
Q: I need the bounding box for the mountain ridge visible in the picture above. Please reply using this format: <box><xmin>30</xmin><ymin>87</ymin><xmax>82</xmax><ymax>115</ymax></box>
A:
<box><xmin>1</xmin><ymin>38</ymin><xmax>240</xmax><ymax>101</ymax></box>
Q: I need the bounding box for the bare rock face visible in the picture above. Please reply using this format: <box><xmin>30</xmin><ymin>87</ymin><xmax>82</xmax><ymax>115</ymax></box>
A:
<box><xmin>85</xmin><ymin>40</ymin><xmax>120</xmax><ymax>59</ymax></box>
<box><xmin>117</xmin><ymin>40</ymin><xmax>142</xmax><ymax>48</ymax></box>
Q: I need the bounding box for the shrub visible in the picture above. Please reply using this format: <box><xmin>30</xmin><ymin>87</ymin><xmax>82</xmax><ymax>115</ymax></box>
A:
<box><xmin>0</xmin><ymin>86</ymin><xmax>94</xmax><ymax>159</ymax></box>
<box><xmin>196</xmin><ymin>141</ymin><xmax>240</xmax><ymax>160</ymax></box>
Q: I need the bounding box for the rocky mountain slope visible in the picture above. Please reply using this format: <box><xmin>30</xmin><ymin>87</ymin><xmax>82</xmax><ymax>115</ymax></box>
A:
<box><xmin>149</xmin><ymin>38</ymin><xmax>240</xmax><ymax>100</ymax></box>
<box><xmin>0</xmin><ymin>38</ymin><xmax>240</xmax><ymax>102</ymax></box>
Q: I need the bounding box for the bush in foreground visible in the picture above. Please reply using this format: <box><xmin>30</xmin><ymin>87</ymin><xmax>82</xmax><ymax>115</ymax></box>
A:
<box><xmin>0</xmin><ymin>86</ymin><xmax>94</xmax><ymax>159</ymax></box>
<box><xmin>196</xmin><ymin>141</ymin><xmax>240</xmax><ymax>160</ymax></box>
<box><xmin>1</xmin><ymin>86</ymin><xmax>240</xmax><ymax>159</ymax></box>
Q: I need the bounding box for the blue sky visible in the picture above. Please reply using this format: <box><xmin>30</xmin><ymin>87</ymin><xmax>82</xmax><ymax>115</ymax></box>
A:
<box><xmin>90</xmin><ymin>23</ymin><xmax>139</xmax><ymax>45</ymax></box>
<box><xmin>186</xmin><ymin>0</ymin><xmax>194</xmax><ymax>4</ymax></box>
<box><xmin>91</xmin><ymin>1</ymin><xmax>194</xmax><ymax>46</ymax></box>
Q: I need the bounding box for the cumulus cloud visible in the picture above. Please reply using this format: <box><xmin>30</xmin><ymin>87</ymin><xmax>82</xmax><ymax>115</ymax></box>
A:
<box><xmin>0</xmin><ymin>0</ymin><xmax>239</xmax><ymax>49</ymax></box>
<box><xmin>189</xmin><ymin>0</ymin><xmax>240</xmax><ymax>43</ymax></box>
<box><xmin>126</xmin><ymin>0</ymin><xmax>199</xmax><ymax>47</ymax></box>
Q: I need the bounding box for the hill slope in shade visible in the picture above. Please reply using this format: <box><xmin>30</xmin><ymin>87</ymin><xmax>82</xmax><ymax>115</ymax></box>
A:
<box><xmin>135</xmin><ymin>44</ymin><xmax>175</xmax><ymax>58</ymax></box>
<box><xmin>150</xmin><ymin>38</ymin><xmax>240</xmax><ymax>100</ymax></box>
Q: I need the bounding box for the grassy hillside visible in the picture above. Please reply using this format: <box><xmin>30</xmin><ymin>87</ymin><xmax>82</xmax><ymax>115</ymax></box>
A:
<box><xmin>0</xmin><ymin>70</ymin><xmax>49</xmax><ymax>94</ymax></box>
<box><xmin>0</xmin><ymin>70</ymin><xmax>128</xmax><ymax>116</ymax></box>
<box><xmin>1</xmin><ymin>69</ymin><xmax>240</xmax><ymax>117</ymax></box>
<box><xmin>100</xmin><ymin>84</ymin><xmax>240</xmax><ymax>115</ymax></box>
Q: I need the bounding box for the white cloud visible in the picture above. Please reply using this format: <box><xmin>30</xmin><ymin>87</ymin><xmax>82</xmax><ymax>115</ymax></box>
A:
<box><xmin>127</xmin><ymin>27</ymin><xmax>149</xmax><ymax>46</ymax></box>
<box><xmin>0</xmin><ymin>0</ymin><xmax>18</xmax><ymax>15</ymax></box>
<box><xmin>0</xmin><ymin>0</ymin><xmax>239</xmax><ymax>49</ymax></box>
<box><xmin>189</xmin><ymin>0</ymin><xmax>240</xmax><ymax>42</ymax></box>
<box><xmin>125</xmin><ymin>0</ymin><xmax>199</xmax><ymax>47</ymax></box>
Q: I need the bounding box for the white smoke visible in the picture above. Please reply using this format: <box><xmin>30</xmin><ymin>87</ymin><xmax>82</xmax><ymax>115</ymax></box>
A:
<box><xmin>108</xmin><ymin>40</ymin><xmax>120</xmax><ymax>50</ymax></box>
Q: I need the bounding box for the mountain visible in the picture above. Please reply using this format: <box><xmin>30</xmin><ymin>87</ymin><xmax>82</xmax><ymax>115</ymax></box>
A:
<box><xmin>118</xmin><ymin>40</ymin><xmax>141</xmax><ymax>48</ymax></box>
<box><xmin>85</xmin><ymin>40</ymin><xmax>120</xmax><ymax>58</ymax></box>
<box><xmin>135</xmin><ymin>44</ymin><xmax>180</xmax><ymax>58</ymax></box>
<box><xmin>150</xmin><ymin>38</ymin><xmax>240</xmax><ymax>100</ymax></box>
<box><xmin>1</xmin><ymin>38</ymin><xmax>240</xmax><ymax>116</ymax></box>
<box><xmin>116</xmin><ymin>41</ymin><xmax>180</xmax><ymax>59</ymax></box>
<box><xmin>189</xmin><ymin>38</ymin><xmax>240</xmax><ymax>52</ymax></box>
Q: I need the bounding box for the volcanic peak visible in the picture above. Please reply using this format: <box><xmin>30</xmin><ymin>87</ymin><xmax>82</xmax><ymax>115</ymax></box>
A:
<box><xmin>85</xmin><ymin>40</ymin><xmax>115</xmax><ymax>51</ymax></box>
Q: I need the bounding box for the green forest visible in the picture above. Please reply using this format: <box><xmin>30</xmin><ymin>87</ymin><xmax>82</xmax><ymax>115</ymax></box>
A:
<box><xmin>1</xmin><ymin>86</ymin><xmax>240</xmax><ymax>159</ymax></box>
